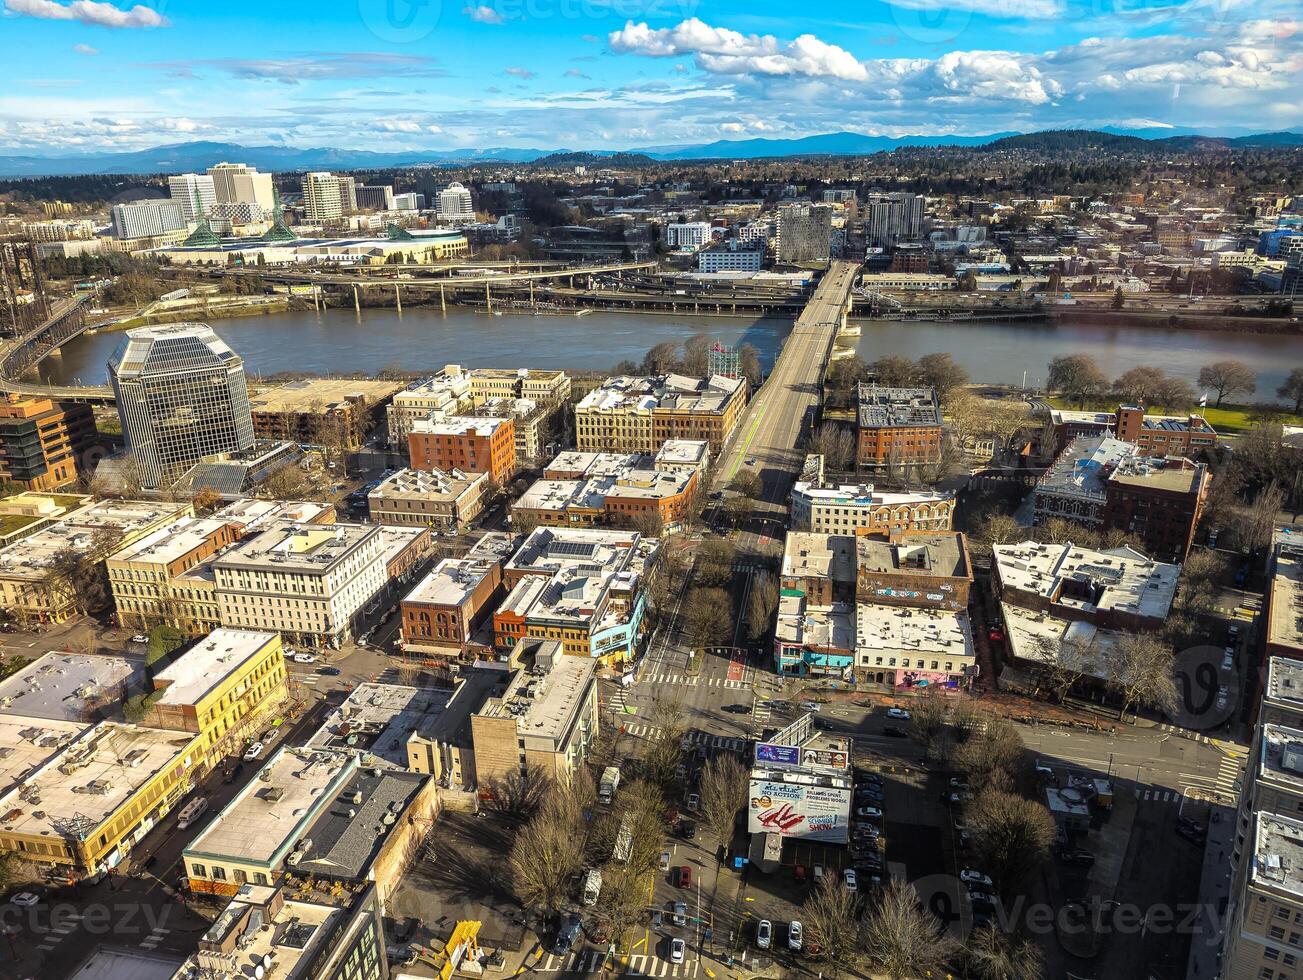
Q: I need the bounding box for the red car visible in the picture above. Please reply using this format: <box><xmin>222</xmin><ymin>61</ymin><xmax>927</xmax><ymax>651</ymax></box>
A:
<box><xmin>988</xmin><ymin>627</ymin><xmax>1005</xmax><ymax>642</ymax></box>
<box><xmin>676</xmin><ymin>866</ymin><xmax>692</xmax><ymax>889</ymax></box>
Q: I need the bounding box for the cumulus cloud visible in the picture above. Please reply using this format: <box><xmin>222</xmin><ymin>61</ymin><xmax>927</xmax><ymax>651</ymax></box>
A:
<box><xmin>4</xmin><ymin>0</ymin><xmax>168</xmax><ymax>28</ymax></box>
<box><xmin>505</xmin><ymin>66</ymin><xmax>535</xmax><ymax>78</ymax></box>
<box><xmin>73</xmin><ymin>42</ymin><xmax>98</xmax><ymax>54</ymax></box>
<box><xmin>463</xmin><ymin>4</ymin><xmax>503</xmax><ymax>23</ymax></box>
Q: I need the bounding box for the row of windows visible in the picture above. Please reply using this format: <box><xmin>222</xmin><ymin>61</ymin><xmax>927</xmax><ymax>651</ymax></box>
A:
<box><xmin>859</xmin><ymin>656</ymin><xmax>962</xmax><ymax>672</ymax></box>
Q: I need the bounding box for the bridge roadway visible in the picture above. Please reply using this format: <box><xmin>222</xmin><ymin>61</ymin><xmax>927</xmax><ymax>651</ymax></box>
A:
<box><xmin>713</xmin><ymin>259</ymin><xmax>859</xmax><ymax>510</ymax></box>
<box><xmin>225</xmin><ymin>259</ymin><xmax>657</xmax><ymax>288</ymax></box>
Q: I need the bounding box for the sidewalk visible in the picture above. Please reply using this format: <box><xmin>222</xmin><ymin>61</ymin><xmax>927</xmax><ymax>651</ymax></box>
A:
<box><xmin>1185</xmin><ymin>805</ymin><xmax>1236</xmax><ymax>980</ymax></box>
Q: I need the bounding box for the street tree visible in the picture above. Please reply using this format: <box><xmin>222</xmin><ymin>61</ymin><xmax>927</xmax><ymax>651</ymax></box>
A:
<box><xmin>966</xmin><ymin>926</ymin><xmax>1044</xmax><ymax>980</ymax></box>
<box><xmin>1032</xmin><ymin>634</ymin><xmax>1099</xmax><ymax>704</ymax></box>
<box><xmin>1278</xmin><ymin>367</ymin><xmax>1303</xmax><ymax>414</ymax></box>
<box><xmin>1198</xmin><ymin>360</ymin><xmax>1257</xmax><ymax>406</ymax></box>
<box><xmin>951</xmin><ymin>713</ymin><xmax>1024</xmax><ymax>792</ymax></box>
<box><xmin>683</xmin><ymin>587</ymin><xmax>733</xmax><ymax>648</ymax></box>
<box><xmin>809</xmin><ymin>423</ymin><xmax>855</xmax><ymax>471</ymax></box>
<box><xmin>907</xmin><ymin>688</ymin><xmax>950</xmax><ymax>762</ymax></box>
<box><xmin>738</xmin><ymin>343</ymin><xmax>762</xmax><ymax>390</ymax></box>
<box><xmin>1047</xmin><ymin>354</ymin><xmax>1107</xmax><ymax>405</ymax></box>
<box><xmin>641</xmin><ymin>698</ymin><xmax>688</xmax><ymax>791</ymax></box>
<box><xmin>861</xmin><ymin>879</ymin><xmax>956</xmax><ymax>980</ymax></box>
<box><xmin>694</xmin><ymin>538</ymin><xmax>737</xmax><ymax>586</ymax></box>
<box><xmin>1109</xmin><ymin>631</ymin><xmax>1178</xmax><ymax>722</ymax></box>
<box><xmin>481</xmin><ymin>765</ymin><xmax>549</xmax><ymax>826</ymax></box>
<box><xmin>699</xmin><ymin>754</ymin><xmax>749</xmax><ymax>863</ymax></box>
<box><xmin>803</xmin><ymin>872</ymin><xmax>861</xmax><ymax>973</ymax></box>
<box><xmin>744</xmin><ymin>571</ymin><xmax>779</xmax><ymax>644</ymax></box>
<box><xmin>968</xmin><ymin>789</ymin><xmax>1055</xmax><ymax>892</ymax></box>
<box><xmin>728</xmin><ymin>470</ymin><xmax>763</xmax><ymax>500</ymax></box>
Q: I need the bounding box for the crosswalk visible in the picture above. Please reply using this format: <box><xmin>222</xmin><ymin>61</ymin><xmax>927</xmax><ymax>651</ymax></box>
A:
<box><xmin>620</xmin><ymin>724</ymin><xmax>749</xmax><ymax>752</ymax></box>
<box><xmin>1213</xmin><ymin>754</ymin><xmax>1244</xmax><ymax>799</ymax></box>
<box><xmin>537</xmin><ymin>950</ymin><xmax>700</xmax><ymax>977</ymax></box>
<box><xmin>608</xmin><ymin>686</ymin><xmax>630</xmax><ymax>713</ymax></box>
<box><xmin>1157</xmin><ymin>722</ymin><xmax>1213</xmax><ymax>744</ymax></box>
<box><xmin>35</xmin><ymin>910</ymin><xmax>82</xmax><ymax>954</ymax></box>
<box><xmin>638</xmin><ymin>671</ymin><xmax>751</xmax><ymax>690</ymax></box>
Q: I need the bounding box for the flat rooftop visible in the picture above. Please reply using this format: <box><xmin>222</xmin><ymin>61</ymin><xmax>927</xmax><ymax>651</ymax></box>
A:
<box><xmin>994</xmin><ymin>540</ymin><xmax>1179</xmax><ymax>621</ymax></box>
<box><xmin>417</xmin><ymin>663</ymin><xmax>511</xmax><ymax>747</ymax></box>
<box><xmin>0</xmin><ymin>651</ymin><xmax>143</xmax><ymax>721</ymax></box>
<box><xmin>107</xmin><ymin>517</ymin><xmax>233</xmax><ymax>567</ymax></box>
<box><xmin>856</xmin><ymin>385</ymin><xmax>941</xmax><ymax>429</ymax></box>
<box><xmin>215</xmin><ymin>521</ymin><xmax>379</xmax><ymax>574</ymax></box>
<box><xmin>151</xmin><ymin>630</ymin><xmax>277</xmax><ymax>708</ymax></box>
<box><xmin>1266</xmin><ymin>656</ymin><xmax>1303</xmax><ymax>714</ymax></box>
<box><xmin>506</xmin><ymin>526</ymin><xmax>641</xmax><ymax>577</ymax></box>
<box><xmin>0</xmin><ymin>499</ymin><xmax>191</xmax><ymax>580</ymax></box>
<box><xmin>183</xmin><ymin>884</ymin><xmax>344</xmax><ymax>979</ymax></box>
<box><xmin>1269</xmin><ymin>542</ymin><xmax>1303</xmax><ymax>654</ymax></box>
<box><xmin>370</xmin><ymin>466</ymin><xmax>482</xmax><ymax>500</ymax></box>
<box><xmin>211</xmin><ymin>498</ymin><xmax>333</xmax><ymax>531</ymax></box>
<box><xmin>856</xmin><ymin>533</ymin><xmax>970</xmax><ymax>580</ymax></box>
<box><xmin>576</xmin><ymin>374</ymin><xmax>743</xmax><ymax>414</ymax></box>
<box><xmin>855</xmin><ymin>603</ymin><xmax>975</xmax><ymax>661</ymax></box>
<box><xmin>1038</xmin><ymin>436</ymin><xmax>1136</xmax><ymax>500</ymax></box>
<box><xmin>1250</xmin><ymin>811</ymin><xmax>1303</xmax><ymax>899</ymax></box>
<box><xmin>292</xmin><ymin>769</ymin><xmax>428</xmax><ymax>881</ymax></box>
<box><xmin>248</xmin><ymin>378</ymin><xmax>402</xmax><ymax>413</ymax></box>
<box><xmin>0</xmin><ymin>722</ymin><xmax>197</xmax><ymax>839</ymax></box>
<box><xmin>782</xmin><ymin>533</ymin><xmax>856</xmax><ymax>584</ymax></box>
<box><xmin>1107</xmin><ymin>453</ymin><xmax>1205</xmax><ymax>495</ymax></box>
<box><xmin>404</xmin><ymin>556</ymin><xmax>496</xmax><ymax>608</ymax></box>
<box><xmin>654</xmin><ymin>440</ymin><xmax>710</xmax><ymax>467</ymax></box>
<box><xmin>792</xmin><ymin>480</ymin><xmax>953</xmax><ymax>508</ymax></box>
<box><xmin>1001</xmin><ymin>602</ymin><xmax>1115</xmax><ymax>683</ymax></box>
<box><xmin>1258</xmin><ymin>723</ymin><xmax>1303</xmax><ymax>796</ymax></box>
<box><xmin>776</xmin><ymin>595</ymin><xmax>854</xmax><ymax>650</ymax></box>
<box><xmin>410</xmin><ymin>414</ymin><xmax>509</xmax><ymax>438</ymax></box>
<box><xmin>0</xmin><ymin>713</ymin><xmax>88</xmax><ymax>796</ymax></box>
<box><xmin>479</xmin><ymin>650</ymin><xmax>596</xmax><ymax>743</ymax></box>
<box><xmin>186</xmin><ymin>747</ymin><xmax>355</xmax><ymax>867</ymax></box>
<box><xmin>306</xmin><ymin>683</ymin><xmax>450</xmax><ymax>766</ymax></box>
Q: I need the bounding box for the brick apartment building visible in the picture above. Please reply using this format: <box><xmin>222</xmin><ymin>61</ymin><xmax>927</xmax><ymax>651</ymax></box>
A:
<box><xmin>0</xmin><ymin>394</ymin><xmax>98</xmax><ymax>491</ymax></box>
<box><xmin>408</xmin><ymin>415</ymin><xmax>516</xmax><ymax>486</ymax></box>
<box><xmin>855</xmin><ymin>385</ymin><xmax>944</xmax><ymax>469</ymax></box>
<box><xmin>1103</xmin><ymin>454</ymin><xmax>1210</xmax><ymax>562</ymax></box>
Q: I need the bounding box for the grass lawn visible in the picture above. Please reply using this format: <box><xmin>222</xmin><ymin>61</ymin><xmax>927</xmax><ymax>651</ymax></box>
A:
<box><xmin>1044</xmin><ymin>396</ymin><xmax>1299</xmax><ymax>435</ymax></box>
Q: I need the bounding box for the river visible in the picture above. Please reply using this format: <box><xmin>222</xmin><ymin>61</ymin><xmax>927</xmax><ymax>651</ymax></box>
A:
<box><xmin>39</xmin><ymin>307</ymin><xmax>1303</xmax><ymax>396</ymax></box>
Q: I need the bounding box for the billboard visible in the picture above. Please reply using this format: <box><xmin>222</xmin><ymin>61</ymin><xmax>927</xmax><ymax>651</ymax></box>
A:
<box><xmin>754</xmin><ymin>742</ymin><xmax>802</xmax><ymax>767</ymax></box>
<box><xmin>747</xmin><ymin>778</ymin><xmax>852</xmax><ymax>843</ymax></box>
<box><xmin>801</xmin><ymin>747</ymin><xmax>849</xmax><ymax>771</ymax></box>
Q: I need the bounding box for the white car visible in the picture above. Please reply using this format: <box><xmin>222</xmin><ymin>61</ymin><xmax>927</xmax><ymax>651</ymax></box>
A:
<box><xmin>798</xmin><ymin>701</ymin><xmax>820</xmax><ymax>712</ymax></box>
<box><xmin>668</xmin><ymin>938</ymin><xmax>686</xmax><ymax>963</ymax></box>
<box><xmin>960</xmin><ymin>869</ymin><xmax>993</xmax><ymax>889</ymax></box>
<box><xmin>787</xmin><ymin>920</ymin><xmax>803</xmax><ymax>951</ymax></box>
<box><xmin>293</xmin><ymin>653</ymin><xmax>317</xmax><ymax>664</ymax></box>
<box><xmin>1215</xmin><ymin>686</ymin><xmax>1230</xmax><ymax>711</ymax></box>
<box><xmin>1221</xmin><ymin>649</ymin><xmax>1235</xmax><ymax>671</ymax></box>
<box><xmin>886</xmin><ymin>707</ymin><xmax>911</xmax><ymax>720</ymax></box>
<box><xmin>243</xmin><ymin>741</ymin><xmax>265</xmax><ymax>762</ymax></box>
<box><xmin>9</xmin><ymin>892</ymin><xmax>40</xmax><ymax>907</ymax></box>
<box><xmin>755</xmin><ymin>919</ymin><xmax>772</xmax><ymax>950</ymax></box>
<box><xmin>130</xmin><ymin>634</ymin><xmax>149</xmax><ymax>645</ymax></box>
<box><xmin>843</xmin><ymin>868</ymin><xmax>858</xmax><ymax>892</ymax></box>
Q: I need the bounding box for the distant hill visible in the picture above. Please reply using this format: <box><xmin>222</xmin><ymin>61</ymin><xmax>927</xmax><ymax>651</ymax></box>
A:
<box><xmin>0</xmin><ymin>128</ymin><xmax>1299</xmax><ymax>178</ymax></box>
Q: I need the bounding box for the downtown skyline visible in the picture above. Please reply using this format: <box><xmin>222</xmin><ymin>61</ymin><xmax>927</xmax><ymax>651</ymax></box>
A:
<box><xmin>0</xmin><ymin>0</ymin><xmax>1301</xmax><ymax>155</ymax></box>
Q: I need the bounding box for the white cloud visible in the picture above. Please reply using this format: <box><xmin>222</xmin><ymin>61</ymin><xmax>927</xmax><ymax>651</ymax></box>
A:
<box><xmin>885</xmin><ymin>0</ymin><xmax>1063</xmax><ymax>18</ymax></box>
<box><xmin>505</xmin><ymin>66</ymin><xmax>535</xmax><ymax>78</ymax></box>
<box><xmin>720</xmin><ymin>121</ymin><xmax>745</xmax><ymax>132</ymax></box>
<box><xmin>462</xmin><ymin>4</ymin><xmax>504</xmax><ymax>24</ymax></box>
<box><xmin>73</xmin><ymin>42</ymin><xmax>98</xmax><ymax>54</ymax></box>
<box><xmin>4</xmin><ymin>0</ymin><xmax>168</xmax><ymax>28</ymax></box>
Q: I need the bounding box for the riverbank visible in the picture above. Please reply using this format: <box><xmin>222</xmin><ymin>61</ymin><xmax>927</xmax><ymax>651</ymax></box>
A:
<box><xmin>1052</xmin><ymin>305</ymin><xmax>1301</xmax><ymax>335</ymax></box>
<box><xmin>1046</xmin><ymin>396</ymin><xmax>1300</xmax><ymax>434</ymax></box>
<box><xmin>95</xmin><ymin>295</ymin><xmax>290</xmax><ymax>333</ymax></box>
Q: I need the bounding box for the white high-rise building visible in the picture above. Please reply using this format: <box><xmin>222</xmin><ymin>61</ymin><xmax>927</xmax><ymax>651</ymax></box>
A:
<box><xmin>302</xmin><ymin>172</ymin><xmax>357</xmax><ymax>224</ymax></box>
<box><xmin>665</xmin><ymin>222</ymin><xmax>713</xmax><ymax>250</ymax></box>
<box><xmin>110</xmin><ymin>201</ymin><xmax>187</xmax><ymax>240</ymax></box>
<box><xmin>438</xmin><ymin>182</ymin><xmax>474</xmax><ymax>224</ymax></box>
<box><xmin>207</xmin><ymin>162</ymin><xmax>275</xmax><ymax>215</ymax></box>
<box><xmin>167</xmin><ymin>174</ymin><xmax>217</xmax><ymax>222</ymax></box>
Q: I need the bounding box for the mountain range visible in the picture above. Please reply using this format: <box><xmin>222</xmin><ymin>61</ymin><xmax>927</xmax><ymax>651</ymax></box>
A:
<box><xmin>0</xmin><ymin>129</ymin><xmax>1300</xmax><ymax>178</ymax></box>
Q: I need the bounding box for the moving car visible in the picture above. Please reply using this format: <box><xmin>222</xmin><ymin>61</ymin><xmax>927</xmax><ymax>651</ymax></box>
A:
<box><xmin>960</xmin><ymin>869</ymin><xmax>993</xmax><ymax>889</ymax></box>
<box><xmin>788</xmin><ymin>920</ymin><xmax>803</xmax><ymax>951</ymax></box>
<box><xmin>886</xmin><ymin>708</ymin><xmax>911</xmax><ymax>720</ymax></box>
<box><xmin>678</xmin><ymin>820</ymin><xmax>697</xmax><ymax>840</ymax></box>
<box><xmin>318</xmin><ymin>666</ymin><xmax>342</xmax><ymax>676</ymax></box>
<box><xmin>722</xmin><ymin>704</ymin><xmax>750</xmax><ymax>714</ymax></box>
<box><xmin>243</xmin><ymin>741</ymin><xmax>265</xmax><ymax>762</ymax></box>
<box><xmin>1057</xmin><ymin>848</ymin><xmax>1096</xmax><ymax>867</ymax></box>
<box><xmin>1221</xmin><ymin>649</ymin><xmax>1236</xmax><ymax>671</ymax></box>
<box><xmin>843</xmin><ymin>869</ymin><xmax>858</xmax><ymax>892</ymax></box>
<box><xmin>798</xmin><ymin>701</ymin><xmax>820</xmax><ymax>712</ymax></box>
<box><xmin>293</xmin><ymin>652</ymin><xmax>317</xmax><ymax>664</ymax></box>
<box><xmin>554</xmin><ymin>914</ymin><xmax>581</xmax><ymax>955</ymax></box>
<box><xmin>1215</xmin><ymin>686</ymin><xmax>1230</xmax><ymax>711</ymax></box>
<box><xmin>669</xmin><ymin>938</ymin><xmax>686</xmax><ymax>963</ymax></box>
<box><xmin>755</xmin><ymin>919</ymin><xmax>772</xmax><ymax>949</ymax></box>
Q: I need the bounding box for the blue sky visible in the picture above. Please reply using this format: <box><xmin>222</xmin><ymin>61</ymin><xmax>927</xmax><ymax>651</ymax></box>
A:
<box><xmin>1</xmin><ymin>0</ymin><xmax>1300</xmax><ymax>152</ymax></box>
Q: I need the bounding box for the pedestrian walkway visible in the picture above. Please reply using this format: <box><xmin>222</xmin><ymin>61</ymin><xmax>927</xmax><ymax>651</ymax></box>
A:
<box><xmin>638</xmin><ymin>671</ymin><xmax>750</xmax><ymax>690</ymax></box>
<box><xmin>34</xmin><ymin>910</ymin><xmax>82</xmax><ymax>954</ymax></box>
<box><xmin>534</xmin><ymin>949</ymin><xmax>700</xmax><ymax>977</ymax></box>
<box><xmin>620</xmin><ymin>724</ymin><xmax>749</xmax><ymax>753</ymax></box>
<box><xmin>1156</xmin><ymin>721</ymin><xmax>1215</xmax><ymax>743</ymax></box>
<box><xmin>608</xmin><ymin>686</ymin><xmax>629</xmax><ymax>713</ymax></box>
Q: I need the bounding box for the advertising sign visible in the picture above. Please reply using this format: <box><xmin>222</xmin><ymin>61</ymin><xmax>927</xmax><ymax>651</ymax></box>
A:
<box><xmin>754</xmin><ymin>742</ymin><xmax>801</xmax><ymax>767</ymax></box>
<box><xmin>801</xmin><ymin>747</ymin><xmax>849</xmax><ymax>771</ymax></box>
<box><xmin>747</xmin><ymin>778</ymin><xmax>851</xmax><ymax>843</ymax></box>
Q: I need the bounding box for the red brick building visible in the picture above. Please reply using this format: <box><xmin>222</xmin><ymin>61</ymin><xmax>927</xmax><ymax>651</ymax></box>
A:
<box><xmin>408</xmin><ymin>415</ymin><xmax>516</xmax><ymax>486</ymax></box>
<box><xmin>856</xmin><ymin>385</ymin><xmax>943</xmax><ymax>469</ymax></box>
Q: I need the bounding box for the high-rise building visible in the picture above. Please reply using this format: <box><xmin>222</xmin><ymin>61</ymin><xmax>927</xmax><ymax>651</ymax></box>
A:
<box><xmin>865</xmin><ymin>192</ymin><xmax>926</xmax><ymax>248</ymax></box>
<box><xmin>775</xmin><ymin>204</ymin><xmax>833</xmax><ymax>264</ymax></box>
<box><xmin>110</xmin><ymin>200</ymin><xmax>186</xmax><ymax>240</ymax></box>
<box><xmin>393</xmin><ymin>192</ymin><xmax>424</xmax><ymax>211</ymax></box>
<box><xmin>107</xmin><ymin>323</ymin><xmax>255</xmax><ymax>488</ymax></box>
<box><xmin>355</xmin><ymin>184</ymin><xmax>395</xmax><ymax>211</ymax></box>
<box><xmin>302</xmin><ymin>172</ymin><xmax>357</xmax><ymax>224</ymax></box>
<box><xmin>207</xmin><ymin>162</ymin><xmax>275</xmax><ymax>213</ymax></box>
<box><xmin>438</xmin><ymin>181</ymin><xmax>474</xmax><ymax>223</ymax></box>
<box><xmin>167</xmin><ymin>173</ymin><xmax>217</xmax><ymax>222</ymax></box>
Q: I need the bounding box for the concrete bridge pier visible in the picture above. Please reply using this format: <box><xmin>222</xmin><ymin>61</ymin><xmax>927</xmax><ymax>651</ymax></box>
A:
<box><xmin>439</xmin><ymin>284</ymin><xmax>447</xmax><ymax>312</ymax></box>
<box><xmin>353</xmin><ymin>284</ymin><xmax>361</xmax><ymax>314</ymax></box>
<box><xmin>395</xmin><ymin>283</ymin><xmax>403</xmax><ymax>313</ymax></box>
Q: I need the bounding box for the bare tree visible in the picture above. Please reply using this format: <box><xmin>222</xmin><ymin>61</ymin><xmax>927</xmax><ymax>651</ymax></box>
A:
<box><xmin>1238</xmin><ymin>481</ymin><xmax>1286</xmax><ymax>555</ymax></box>
<box><xmin>803</xmin><ymin>871</ymin><xmax>862</xmax><ymax>973</ymax></box>
<box><xmin>509</xmin><ymin>777</ymin><xmax>588</xmax><ymax>917</ymax></box>
<box><xmin>951</xmin><ymin>713</ymin><xmax>1024</xmax><ymax>793</ymax></box>
<box><xmin>481</xmin><ymin>765</ymin><xmax>549</xmax><ymax>826</ymax></box>
<box><xmin>683</xmin><ymin>587</ymin><xmax>733</xmax><ymax>648</ymax></box>
<box><xmin>1198</xmin><ymin>360</ymin><xmax>1256</xmax><ymax>406</ymax></box>
<box><xmin>1032</xmin><ymin>633</ymin><xmax>1099</xmax><ymax>704</ymax></box>
<box><xmin>967</xmin><ymin>789</ymin><xmax>1055</xmax><ymax>892</ymax></box>
<box><xmin>809</xmin><ymin>423</ymin><xmax>855</xmax><ymax>471</ymax></box>
<box><xmin>861</xmin><ymin>879</ymin><xmax>956</xmax><ymax>980</ymax></box>
<box><xmin>966</xmin><ymin>926</ymin><xmax>1044</xmax><ymax>980</ymax></box>
<box><xmin>694</xmin><ymin>538</ymin><xmax>737</xmax><ymax>586</ymax></box>
<box><xmin>745</xmin><ymin>571</ymin><xmax>779</xmax><ymax>644</ymax></box>
<box><xmin>917</xmin><ymin>352</ymin><xmax>968</xmax><ymax>398</ymax></box>
<box><xmin>641</xmin><ymin>697</ymin><xmax>687</xmax><ymax>791</ymax></box>
<box><xmin>728</xmin><ymin>470</ymin><xmax>763</xmax><ymax>500</ymax></box>
<box><xmin>1047</xmin><ymin>354</ymin><xmax>1107</xmax><ymax>406</ymax></box>
<box><xmin>1109</xmin><ymin>631</ymin><xmax>1177</xmax><ymax>722</ymax></box>
<box><xmin>699</xmin><ymin>754</ymin><xmax>749</xmax><ymax>863</ymax></box>
<box><xmin>907</xmin><ymin>688</ymin><xmax>950</xmax><ymax>762</ymax></box>
<box><xmin>870</xmin><ymin>355</ymin><xmax>918</xmax><ymax>388</ymax></box>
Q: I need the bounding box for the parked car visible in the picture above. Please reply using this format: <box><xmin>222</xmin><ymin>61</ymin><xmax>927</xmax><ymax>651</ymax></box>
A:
<box><xmin>1221</xmin><ymin>649</ymin><xmax>1235</xmax><ymax>671</ymax></box>
<box><xmin>675</xmin><ymin>866</ymin><xmax>692</xmax><ymax>889</ymax></box>
<box><xmin>755</xmin><ymin>919</ymin><xmax>772</xmax><ymax>950</ymax></box>
<box><xmin>672</xmin><ymin>902</ymin><xmax>687</xmax><ymax>927</ymax></box>
<box><xmin>242</xmin><ymin>741</ymin><xmax>265</xmax><ymax>762</ymax></box>
<box><xmin>787</xmin><ymin>920</ymin><xmax>803</xmax><ymax>951</ymax></box>
<box><xmin>1215</xmin><ymin>686</ymin><xmax>1230</xmax><ymax>711</ymax></box>
<box><xmin>960</xmin><ymin>869</ymin><xmax>994</xmax><ymax>889</ymax></box>
<box><xmin>722</xmin><ymin>704</ymin><xmax>750</xmax><ymax>714</ymax></box>
<box><xmin>969</xmin><ymin>891</ymin><xmax>997</xmax><ymax>911</ymax></box>
<box><xmin>886</xmin><ymin>708</ymin><xmax>911</xmax><ymax>720</ymax></box>
<box><xmin>856</xmin><ymin>806</ymin><xmax>883</xmax><ymax>819</ymax></box>
<box><xmin>686</xmin><ymin>793</ymin><xmax>700</xmax><ymax>810</ymax></box>
<box><xmin>651</xmin><ymin>910</ymin><xmax>664</xmax><ymax>930</ymax></box>
<box><xmin>1058</xmin><ymin>848</ymin><xmax>1096</xmax><ymax>868</ymax></box>
<box><xmin>294</xmin><ymin>653</ymin><xmax>317</xmax><ymax>664</ymax></box>
<box><xmin>843</xmin><ymin>869</ymin><xmax>858</xmax><ymax>892</ymax></box>
<box><xmin>678</xmin><ymin>820</ymin><xmax>696</xmax><ymax>840</ymax></box>
<box><xmin>669</xmin><ymin>938</ymin><xmax>686</xmax><ymax>963</ymax></box>
<box><xmin>554</xmin><ymin>914</ymin><xmax>581</xmax><ymax>955</ymax></box>
<box><xmin>9</xmin><ymin>892</ymin><xmax>40</xmax><ymax>907</ymax></box>
<box><xmin>798</xmin><ymin>701</ymin><xmax>820</xmax><ymax>712</ymax></box>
